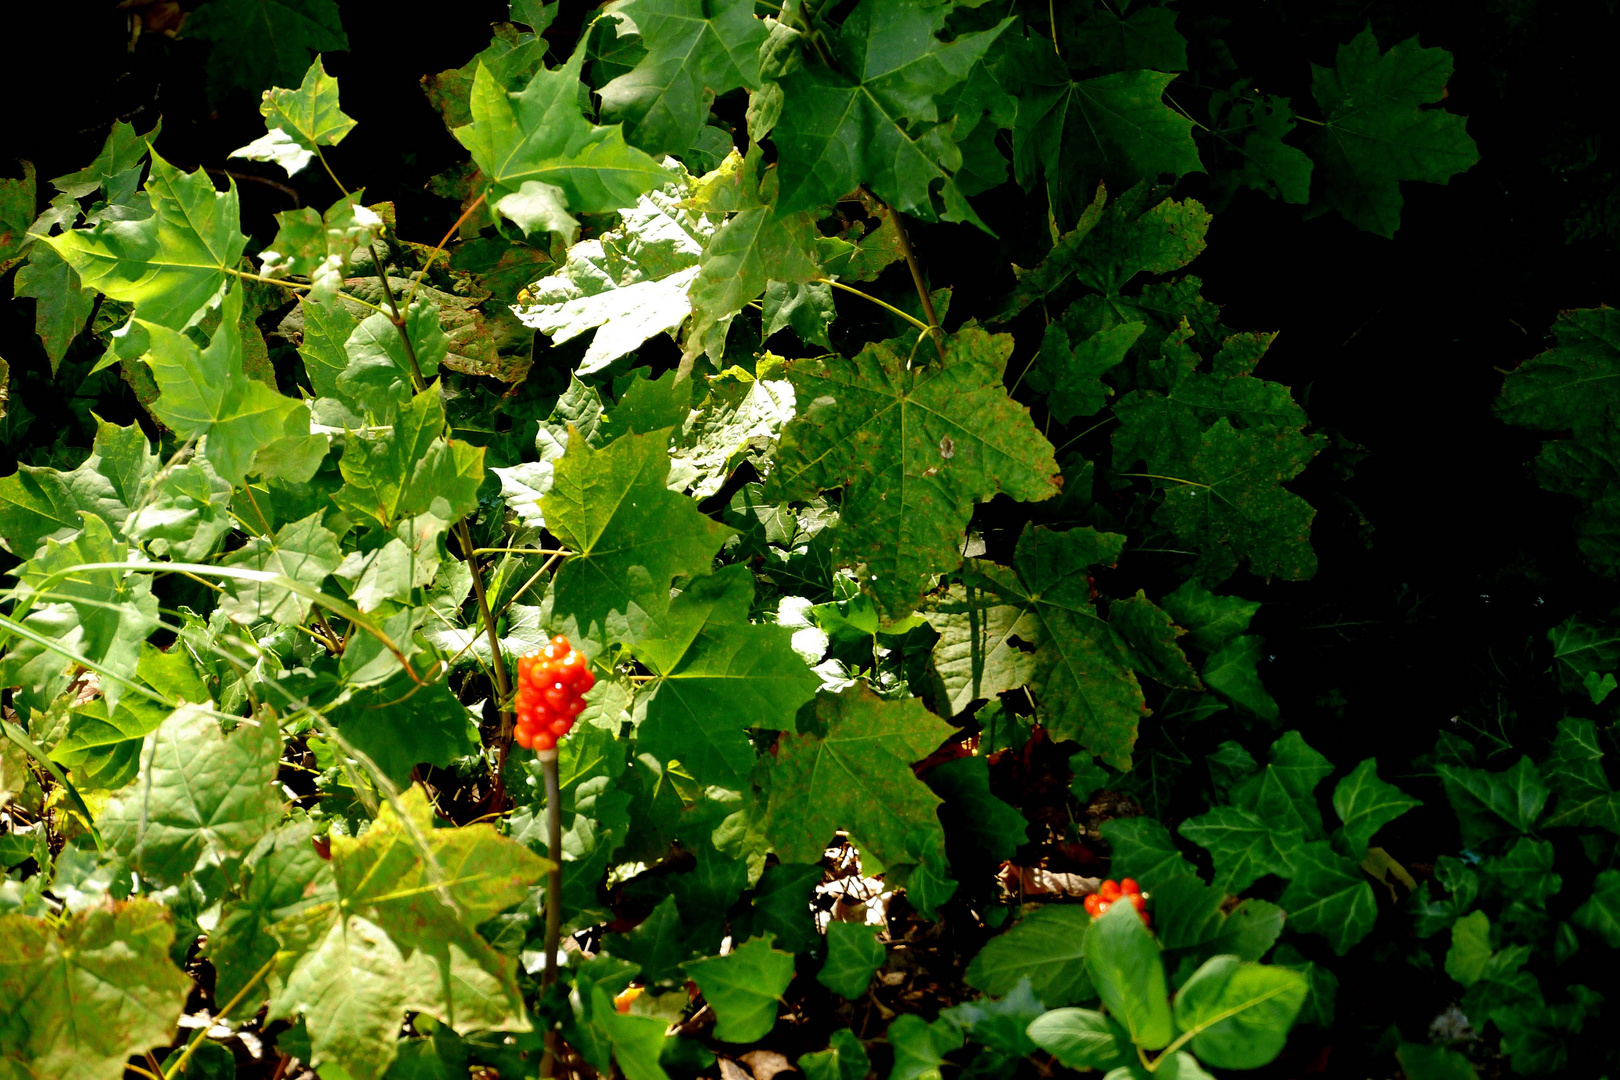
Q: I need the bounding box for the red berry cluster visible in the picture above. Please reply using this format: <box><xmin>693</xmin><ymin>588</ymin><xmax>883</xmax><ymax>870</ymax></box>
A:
<box><xmin>1085</xmin><ymin>878</ymin><xmax>1150</xmax><ymax>925</ymax></box>
<box><xmin>514</xmin><ymin>635</ymin><xmax>594</xmax><ymax>752</ymax></box>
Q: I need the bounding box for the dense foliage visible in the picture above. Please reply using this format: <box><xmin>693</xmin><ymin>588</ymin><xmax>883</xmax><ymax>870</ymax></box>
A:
<box><xmin>0</xmin><ymin>3</ymin><xmax>1616</xmax><ymax>1080</ymax></box>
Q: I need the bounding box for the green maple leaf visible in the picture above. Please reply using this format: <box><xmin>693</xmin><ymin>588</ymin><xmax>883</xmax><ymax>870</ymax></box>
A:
<box><xmin>269</xmin><ymin>787</ymin><xmax>550</xmax><ymax>1080</ymax></box>
<box><xmin>992</xmin><ymin>186</ymin><xmax>1208</xmax><ymax>325</ymax></box>
<box><xmin>49</xmin><ymin>119</ymin><xmax>160</xmax><ymax>198</ymax></box>
<box><xmin>454</xmin><ymin>44</ymin><xmax>669</xmax><ymax>228</ymax></box>
<box><xmin>218</xmin><ymin>511</ymin><xmax>344</xmax><ymax>625</ymax></box>
<box><xmin>1112</xmin><ymin>327</ymin><xmax>1325</xmax><ymax>583</ymax></box>
<box><xmin>1003</xmin><ymin>31</ymin><xmax>1201</xmax><ymax>221</ymax></box>
<box><xmin>206</xmin><ymin>820</ymin><xmax>336</xmax><ymax>1009</ymax></box>
<box><xmin>632</xmin><ymin>565</ymin><xmax>819</xmax><ymax>789</ymax></box>
<box><xmin>424</xmin><ymin>23</ymin><xmax>547</xmax><ymax>131</ymax></box>
<box><xmin>328</xmin><ymin>676</ymin><xmax>481</xmax><ymax>788</ymax></box>
<box><xmin>683</xmin><ymin>935</ymin><xmax>795</xmax><ymax>1043</ymax></box>
<box><xmin>597</xmin><ymin>0</ymin><xmax>766</xmax><ymax>157</ymax></box>
<box><xmin>0</xmin><ymin>900</ymin><xmax>191</xmax><ymax>1080</ymax></box>
<box><xmin>1277</xmin><ymin>841</ymin><xmax>1378</xmax><ymax>955</ymax></box>
<box><xmin>961</xmin><ymin>526</ymin><xmax>1145</xmax><ymax>770</ymax></box>
<box><xmin>335</xmin><ymin>388</ymin><xmax>484</xmax><ymax>527</ymax></box>
<box><xmin>766</xmin><ymin>326</ymin><xmax>1060</xmax><ymax>617</ymax></box>
<box><xmin>964</xmin><ymin>906</ymin><xmax>1095</xmax><ymax>1006</ymax></box>
<box><xmin>1208</xmin><ymin>84</ymin><xmax>1314</xmax><ymax>205</ymax></box>
<box><xmin>766</xmin><ymin>683</ymin><xmax>952</xmax><ymax>872</ymax></box>
<box><xmin>669</xmin><ymin>366</ymin><xmax>797</xmax><ymax>500</ymax></box>
<box><xmin>0</xmin><ymin>416</ymin><xmax>153</xmax><ymax>557</ymax></box>
<box><xmin>541</xmin><ymin>428</ymin><xmax>734</xmax><ymax>649</ymax></box>
<box><xmin>183</xmin><ymin>0</ymin><xmax>349</xmax><ymax>104</ymax></box>
<box><xmin>1109</xmin><ymin>590</ymin><xmax>1200</xmax><ymax>690</ymax></box>
<box><xmin>0</xmin><ymin>162</ymin><xmax>35</xmax><ymax>276</ymax></box>
<box><xmin>1063</xmin><ymin>6</ymin><xmax>1187</xmax><ymax>72</ymax></box>
<box><xmin>1158</xmin><ymin>578</ymin><xmax>1258</xmax><ymax>652</ymax></box>
<box><xmin>682</xmin><ymin>147</ymin><xmax>824</xmax><ymax>362</ymax></box>
<box><xmin>1305</xmin><ymin>28</ymin><xmax>1478</xmax><ymax>238</ymax></box>
<box><xmin>1331</xmin><ymin>758</ymin><xmax>1422</xmax><ymax>858</ymax></box>
<box><xmin>1025</xmin><ymin>321</ymin><xmax>1144</xmax><ymax>423</ymax></box>
<box><xmin>337</xmin><ymin>303</ymin><xmax>451</xmax><ymax>422</ymax></box>
<box><xmin>13</xmin><ymin>244</ymin><xmax>95</xmax><ymax>374</ymax></box>
<box><xmin>13</xmin><ymin>514</ymin><xmax>160</xmax><ymax>712</ymax></box>
<box><xmin>100</xmin><ymin>704</ymin><xmax>284</xmax><ymax>886</ymax></box>
<box><xmin>923</xmin><ymin>580</ymin><xmax>1040</xmax><ymax>715</ymax></box>
<box><xmin>259</xmin><ymin>193</ymin><xmax>383</xmax><ymax>305</ymax></box>
<box><xmin>771</xmin><ymin>0</ymin><xmax>1011</xmax><ymax>227</ymax></box>
<box><xmin>230</xmin><ymin>56</ymin><xmax>357</xmax><ymax>177</ymax></box>
<box><xmin>50</xmin><ymin>645</ymin><xmax>209</xmax><ymax>792</ymax></box>
<box><xmin>514</xmin><ymin>164</ymin><xmax>716</xmax><ymax>373</ymax></box>
<box><xmin>48</xmin><ymin>150</ymin><xmax>248</xmax><ymax>333</ymax></box>
<box><xmin>140</xmin><ymin>281</ymin><xmax>303</xmax><ymax>485</ymax></box>
<box><xmin>334</xmin><ymin>512</ymin><xmax>449</xmax><ymax>612</ymax></box>
<box><xmin>124</xmin><ymin>451</ymin><xmax>235</xmax><ymax>562</ymax></box>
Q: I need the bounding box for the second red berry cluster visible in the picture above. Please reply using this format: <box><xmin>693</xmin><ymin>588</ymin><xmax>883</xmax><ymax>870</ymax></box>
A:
<box><xmin>514</xmin><ymin>635</ymin><xmax>594</xmax><ymax>752</ymax></box>
<box><xmin>1085</xmin><ymin>878</ymin><xmax>1150</xmax><ymax>925</ymax></box>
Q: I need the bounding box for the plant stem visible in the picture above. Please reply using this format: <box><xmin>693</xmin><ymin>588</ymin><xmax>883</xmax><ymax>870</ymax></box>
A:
<box><xmin>542</xmin><ymin>755</ymin><xmax>564</xmax><ymax>987</ymax></box>
<box><xmin>161</xmin><ymin>955</ymin><xmax>277</xmax><ymax>1079</ymax></box>
<box><xmin>370</xmin><ymin>243</ymin><xmax>427</xmax><ymax>392</ymax></box>
<box><xmin>404</xmin><ymin>192</ymin><xmax>488</xmax><ymax>308</ymax></box>
<box><xmin>314</xmin><ymin>146</ymin><xmax>349</xmax><ymax>196</ymax></box>
<box><xmin>821</xmin><ymin>280</ymin><xmax>930</xmax><ymax>333</ymax></box>
<box><xmin>456</xmin><ymin>519</ymin><xmax>515</xmax><ymax>805</ymax></box>
<box><xmin>887</xmin><ymin>202</ymin><xmax>941</xmax><ymax>335</ymax></box>
<box><xmin>539</xmin><ymin>750</ymin><xmax>565</xmax><ymax>1078</ymax></box>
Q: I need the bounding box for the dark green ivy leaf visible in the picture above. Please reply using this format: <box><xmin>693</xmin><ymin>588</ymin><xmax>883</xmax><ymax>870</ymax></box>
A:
<box><xmin>1438</xmin><ymin>756</ymin><xmax>1549</xmax><ymax>846</ymax></box>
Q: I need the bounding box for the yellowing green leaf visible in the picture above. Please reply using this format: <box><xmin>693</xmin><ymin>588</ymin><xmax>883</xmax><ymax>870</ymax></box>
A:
<box><xmin>0</xmin><ymin>900</ymin><xmax>191</xmax><ymax>1080</ymax></box>
<box><xmin>100</xmin><ymin>704</ymin><xmax>284</xmax><ymax>887</ymax></box>
<box><xmin>269</xmin><ymin>786</ymin><xmax>550</xmax><ymax>1080</ymax></box>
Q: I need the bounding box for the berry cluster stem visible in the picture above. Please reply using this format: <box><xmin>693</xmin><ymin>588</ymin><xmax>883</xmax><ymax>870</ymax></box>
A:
<box><xmin>540</xmin><ymin>751</ymin><xmax>565</xmax><ymax>1079</ymax></box>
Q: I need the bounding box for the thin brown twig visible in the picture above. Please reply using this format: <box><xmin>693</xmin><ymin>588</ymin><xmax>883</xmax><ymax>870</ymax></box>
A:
<box><xmin>201</xmin><ymin>167</ymin><xmax>302</xmax><ymax>206</ymax></box>
<box><xmin>404</xmin><ymin>192</ymin><xmax>488</xmax><ymax>309</ymax></box>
